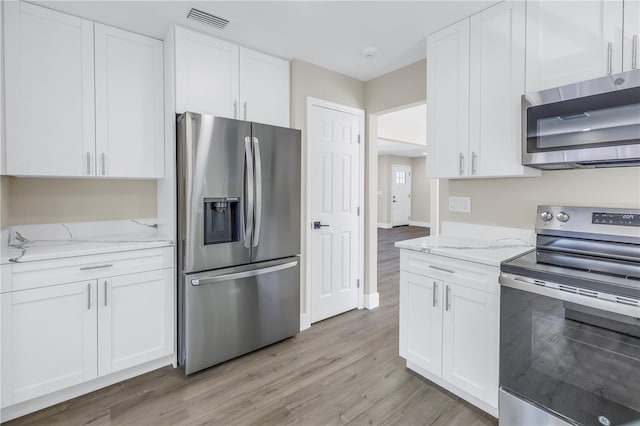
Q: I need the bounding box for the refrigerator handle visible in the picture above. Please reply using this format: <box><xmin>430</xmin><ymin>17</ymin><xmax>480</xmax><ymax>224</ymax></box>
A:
<box><xmin>191</xmin><ymin>260</ymin><xmax>298</xmax><ymax>286</ymax></box>
<box><xmin>244</xmin><ymin>137</ymin><xmax>254</xmax><ymax>248</ymax></box>
<box><xmin>253</xmin><ymin>137</ymin><xmax>262</xmax><ymax>247</ymax></box>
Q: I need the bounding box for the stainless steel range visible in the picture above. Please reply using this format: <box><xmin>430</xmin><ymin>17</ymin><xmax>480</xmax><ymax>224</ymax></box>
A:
<box><xmin>499</xmin><ymin>205</ymin><xmax>640</xmax><ymax>426</ymax></box>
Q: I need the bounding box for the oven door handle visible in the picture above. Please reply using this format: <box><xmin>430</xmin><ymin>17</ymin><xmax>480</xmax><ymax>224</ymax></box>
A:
<box><xmin>500</xmin><ymin>272</ymin><xmax>640</xmax><ymax>319</ymax></box>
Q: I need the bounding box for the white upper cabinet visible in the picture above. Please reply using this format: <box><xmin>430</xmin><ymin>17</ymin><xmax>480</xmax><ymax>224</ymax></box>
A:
<box><xmin>426</xmin><ymin>19</ymin><xmax>470</xmax><ymax>178</ymax></box>
<box><xmin>173</xmin><ymin>26</ymin><xmax>290</xmax><ymax>127</ymax></box>
<box><xmin>426</xmin><ymin>2</ymin><xmax>538</xmax><ymax>179</ymax></box>
<box><xmin>175</xmin><ymin>26</ymin><xmax>239</xmax><ymax>119</ymax></box>
<box><xmin>526</xmin><ymin>0</ymin><xmax>625</xmax><ymax>92</ymax></box>
<box><xmin>239</xmin><ymin>47</ymin><xmax>290</xmax><ymax>127</ymax></box>
<box><xmin>623</xmin><ymin>0</ymin><xmax>640</xmax><ymax>72</ymax></box>
<box><xmin>3</xmin><ymin>2</ymin><xmax>165</xmax><ymax>178</ymax></box>
<box><xmin>95</xmin><ymin>24</ymin><xmax>164</xmax><ymax>178</ymax></box>
<box><xmin>469</xmin><ymin>1</ymin><xmax>536</xmax><ymax>177</ymax></box>
<box><xmin>4</xmin><ymin>2</ymin><xmax>95</xmax><ymax>176</ymax></box>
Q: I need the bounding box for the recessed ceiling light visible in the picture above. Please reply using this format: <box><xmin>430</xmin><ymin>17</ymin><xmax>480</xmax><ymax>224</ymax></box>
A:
<box><xmin>361</xmin><ymin>47</ymin><xmax>378</xmax><ymax>58</ymax></box>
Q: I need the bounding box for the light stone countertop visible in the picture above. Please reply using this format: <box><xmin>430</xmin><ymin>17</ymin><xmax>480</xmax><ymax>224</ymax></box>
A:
<box><xmin>1</xmin><ymin>219</ymin><xmax>174</xmax><ymax>264</ymax></box>
<box><xmin>394</xmin><ymin>222</ymin><xmax>536</xmax><ymax>267</ymax></box>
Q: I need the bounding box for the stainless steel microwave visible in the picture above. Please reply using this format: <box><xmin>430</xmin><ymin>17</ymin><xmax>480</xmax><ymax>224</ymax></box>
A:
<box><xmin>522</xmin><ymin>69</ymin><xmax>640</xmax><ymax>170</ymax></box>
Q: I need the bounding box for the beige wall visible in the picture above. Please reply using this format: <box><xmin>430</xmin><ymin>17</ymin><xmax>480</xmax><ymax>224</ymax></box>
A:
<box><xmin>290</xmin><ymin>59</ymin><xmax>366</xmax><ymax>312</ymax></box>
<box><xmin>0</xmin><ymin>177</ymin><xmax>157</xmax><ymax>227</ymax></box>
<box><xmin>411</xmin><ymin>157</ymin><xmax>430</xmax><ymax>224</ymax></box>
<box><xmin>444</xmin><ymin>167</ymin><xmax>640</xmax><ymax>229</ymax></box>
<box><xmin>364</xmin><ymin>59</ymin><xmax>427</xmax><ymax>298</ymax></box>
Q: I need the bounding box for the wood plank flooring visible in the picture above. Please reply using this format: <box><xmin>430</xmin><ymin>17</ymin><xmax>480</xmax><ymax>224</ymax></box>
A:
<box><xmin>6</xmin><ymin>226</ymin><xmax>496</xmax><ymax>426</ymax></box>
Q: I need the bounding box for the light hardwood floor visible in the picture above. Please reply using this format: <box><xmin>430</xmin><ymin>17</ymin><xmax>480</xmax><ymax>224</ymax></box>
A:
<box><xmin>6</xmin><ymin>226</ymin><xmax>496</xmax><ymax>426</ymax></box>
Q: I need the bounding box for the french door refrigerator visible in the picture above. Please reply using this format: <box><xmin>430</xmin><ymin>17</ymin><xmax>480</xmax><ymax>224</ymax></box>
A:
<box><xmin>177</xmin><ymin>112</ymin><xmax>301</xmax><ymax>375</ymax></box>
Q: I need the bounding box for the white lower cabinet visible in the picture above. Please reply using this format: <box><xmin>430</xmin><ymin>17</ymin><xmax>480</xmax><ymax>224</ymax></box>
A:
<box><xmin>98</xmin><ymin>269</ymin><xmax>173</xmax><ymax>376</ymax></box>
<box><xmin>1</xmin><ymin>281</ymin><xmax>97</xmax><ymax>406</ymax></box>
<box><xmin>399</xmin><ymin>250</ymin><xmax>500</xmax><ymax>416</ymax></box>
<box><xmin>1</xmin><ymin>248</ymin><xmax>174</xmax><ymax>414</ymax></box>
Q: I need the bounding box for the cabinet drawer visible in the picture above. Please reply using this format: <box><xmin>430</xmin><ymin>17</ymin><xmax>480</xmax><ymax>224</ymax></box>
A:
<box><xmin>3</xmin><ymin>247</ymin><xmax>174</xmax><ymax>293</ymax></box>
<box><xmin>400</xmin><ymin>250</ymin><xmax>499</xmax><ymax>295</ymax></box>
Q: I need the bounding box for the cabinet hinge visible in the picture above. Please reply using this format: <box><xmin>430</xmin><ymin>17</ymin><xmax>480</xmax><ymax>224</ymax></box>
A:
<box><xmin>357</xmin><ymin>279</ymin><xmax>360</xmax><ymax>288</ymax></box>
<box><xmin>357</xmin><ymin>206</ymin><xmax>360</xmax><ymax>216</ymax></box>
<box><xmin>357</xmin><ymin>135</ymin><xmax>361</xmax><ymax>144</ymax></box>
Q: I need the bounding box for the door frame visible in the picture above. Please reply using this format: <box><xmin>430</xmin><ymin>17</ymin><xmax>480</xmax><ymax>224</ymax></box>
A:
<box><xmin>391</xmin><ymin>164</ymin><xmax>412</xmax><ymax>227</ymax></box>
<box><xmin>305</xmin><ymin>97</ymin><xmax>365</xmax><ymax>326</ymax></box>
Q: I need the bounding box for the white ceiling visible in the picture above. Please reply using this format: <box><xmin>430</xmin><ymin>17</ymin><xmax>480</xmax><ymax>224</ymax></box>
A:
<box><xmin>32</xmin><ymin>1</ymin><xmax>496</xmax><ymax>81</ymax></box>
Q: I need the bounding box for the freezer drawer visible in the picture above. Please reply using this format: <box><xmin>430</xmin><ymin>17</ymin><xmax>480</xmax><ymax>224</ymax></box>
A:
<box><xmin>180</xmin><ymin>257</ymin><xmax>300</xmax><ymax>375</ymax></box>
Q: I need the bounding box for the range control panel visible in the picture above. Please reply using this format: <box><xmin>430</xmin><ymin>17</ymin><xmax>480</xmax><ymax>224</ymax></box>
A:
<box><xmin>535</xmin><ymin>205</ymin><xmax>640</xmax><ymax>241</ymax></box>
<box><xmin>592</xmin><ymin>212</ymin><xmax>640</xmax><ymax>227</ymax></box>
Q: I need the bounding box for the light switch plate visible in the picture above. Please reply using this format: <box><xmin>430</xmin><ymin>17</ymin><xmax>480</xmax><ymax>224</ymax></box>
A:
<box><xmin>449</xmin><ymin>196</ymin><xmax>471</xmax><ymax>213</ymax></box>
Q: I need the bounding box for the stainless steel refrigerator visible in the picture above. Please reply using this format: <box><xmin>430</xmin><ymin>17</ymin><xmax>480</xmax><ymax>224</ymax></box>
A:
<box><xmin>177</xmin><ymin>112</ymin><xmax>301</xmax><ymax>375</ymax></box>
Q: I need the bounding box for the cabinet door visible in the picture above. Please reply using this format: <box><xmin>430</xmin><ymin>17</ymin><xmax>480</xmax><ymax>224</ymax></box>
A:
<box><xmin>97</xmin><ymin>269</ymin><xmax>173</xmax><ymax>376</ymax></box>
<box><xmin>469</xmin><ymin>2</ymin><xmax>527</xmax><ymax>177</ymax></box>
<box><xmin>1</xmin><ymin>281</ymin><xmax>97</xmax><ymax>407</ymax></box>
<box><xmin>95</xmin><ymin>24</ymin><xmax>164</xmax><ymax>178</ymax></box>
<box><xmin>442</xmin><ymin>283</ymin><xmax>499</xmax><ymax>408</ymax></box>
<box><xmin>175</xmin><ymin>26</ymin><xmax>239</xmax><ymax>118</ymax></box>
<box><xmin>623</xmin><ymin>0</ymin><xmax>640</xmax><ymax>71</ymax></box>
<box><xmin>4</xmin><ymin>2</ymin><xmax>95</xmax><ymax>176</ymax></box>
<box><xmin>399</xmin><ymin>271</ymin><xmax>443</xmax><ymax>377</ymax></box>
<box><xmin>426</xmin><ymin>19</ymin><xmax>470</xmax><ymax>178</ymax></box>
<box><xmin>239</xmin><ymin>48</ymin><xmax>290</xmax><ymax>127</ymax></box>
<box><xmin>526</xmin><ymin>1</ymin><xmax>623</xmax><ymax>92</ymax></box>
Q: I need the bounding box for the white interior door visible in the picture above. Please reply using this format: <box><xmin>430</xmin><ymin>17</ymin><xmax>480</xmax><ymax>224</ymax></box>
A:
<box><xmin>391</xmin><ymin>165</ymin><xmax>411</xmax><ymax>226</ymax></box>
<box><xmin>308</xmin><ymin>100</ymin><xmax>363</xmax><ymax>324</ymax></box>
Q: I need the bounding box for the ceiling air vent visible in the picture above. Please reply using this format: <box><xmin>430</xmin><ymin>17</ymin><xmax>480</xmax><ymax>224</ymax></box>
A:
<box><xmin>186</xmin><ymin>8</ymin><xmax>229</xmax><ymax>30</ymax></box>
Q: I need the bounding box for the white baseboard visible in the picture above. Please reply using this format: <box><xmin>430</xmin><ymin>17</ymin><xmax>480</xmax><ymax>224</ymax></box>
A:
<box><xmin>300</xmin><ymin>313</ymin><xmax>311</xmax><ymax>331</ymax></box>
<box><xmin>409</xmin><ymin>221</ymin><xmax>430</xmax><ymax>228</ymax></box>
<box><xmin>377</xmin><ymin>223</ymin><xmax>392</xmax><ymax>229</ymax></box>
<box><xmin>0</xmin><ymin>355</ymin><xmax>173</xmax><ymax>423</ymax></box>
<box><xmin>364</xmin><ymin>292</ymin><xmax>379</xmax><ymax>309</ymax></box>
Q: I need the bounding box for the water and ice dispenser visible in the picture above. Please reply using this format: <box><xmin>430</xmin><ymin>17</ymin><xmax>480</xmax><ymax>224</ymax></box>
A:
<box><xmin>204</xmin><ymin>197</ymin><xmax>241</xmax><ymax>245</ymax></box>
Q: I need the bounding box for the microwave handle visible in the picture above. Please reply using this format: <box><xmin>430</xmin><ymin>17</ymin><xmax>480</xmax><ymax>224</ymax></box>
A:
<box><xmin>607</xmin><ymin>42</ymin><xmax>613</xmax><ymax>75</ymax></box>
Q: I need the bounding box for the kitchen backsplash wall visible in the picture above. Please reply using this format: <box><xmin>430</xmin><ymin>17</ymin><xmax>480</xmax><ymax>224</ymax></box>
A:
<box><xmin>0</xmin><ymin>176</ymin><xmax>157</xmax><ymax>227</ymax></box>
<box><xmin>444</xmin><ymin>167</ymin><xmax>640</xmax><ymax>229</ymax></box>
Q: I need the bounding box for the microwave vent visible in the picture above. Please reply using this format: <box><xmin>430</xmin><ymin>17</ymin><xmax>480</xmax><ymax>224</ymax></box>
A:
<box><xmin>186</xmin><ymin>8</ymin><xmax>229</xmax><ymax>30</ymax></box>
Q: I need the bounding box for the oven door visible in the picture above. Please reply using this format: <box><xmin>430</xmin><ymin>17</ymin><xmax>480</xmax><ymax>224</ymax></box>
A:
<box><xmin>500</xmin><ymin>277</ymin><xmax>640</xmax><ymax>426</ymax></box>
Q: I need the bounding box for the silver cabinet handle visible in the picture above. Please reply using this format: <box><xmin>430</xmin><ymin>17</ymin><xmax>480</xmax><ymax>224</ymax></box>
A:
<box><xmin>432</xmin><ymin>282</ymin><xmax>438</xmax><ymax>307</ymax></box>
<box><xmin>446</xmin><ymin>285</ymin><xmax>451</xmax><ymax>311</ymax></box>
<box><xmin>471</xmin><ymin>151</ymin><xmax>477</xmax><ymax>175</ymax></box>
<box><xmin>234</xmin><ymin>101</ymin><xmax>238</xmax><ymax>119</ymax></box>
<box><xmin>103</xmin><ymin>280</ymin><xmax>108</xmax><ymax>307</ymax></box>
<box><xmin>633</xmin><ymin>34</ymin><xmax>638</xmax><ymax>70</ymax></box>
<box><xmin>87</xmin><ymin>283</ymin><xmax>91</xmax><ymax>310</ymax></box>
<box><xmin>244</xmin><ymin>137</ymin><xmax>254</xmax><ymax>248</ymax></box>
<box><xmin>459</xmin><ymin>153</ymin><xmax>464</xmax><ymax>176</ymax></box>
<box><xmin>80</xmin><ymin>264</ymin><xmax>113</xmax><ymax>271</ymax></box>
<box><xmin>252</xmin><ymin>137</ymin><xmax>262</xmax><ymax>247</ymax></box>
<box><xmin>607</xmin><ymin>42</ymin><xmax>613</xmax><ymax>75</ymax></box>
<box><xmin>428</xmin><ymin>265</ymin><xmax>455</xmax><ymax>274</ymax></box>
<box><xmin>243</xmin><ymin>102</ymin><xmax>247</xmax><ymax>120</ymax></box>
<box><xmin>192</xmin><ymin>260</ymin><xmax>298</xmax><ymax>286</ymax></box>
<box><xmin>101</xmin><ymin>153</ymin><xmax>106</xmax><ymax>176</ymax></box>
<box><xmin>86</xmin><ymin>152</ymin><xmax>91</xmax><ymax>175</ymax></box>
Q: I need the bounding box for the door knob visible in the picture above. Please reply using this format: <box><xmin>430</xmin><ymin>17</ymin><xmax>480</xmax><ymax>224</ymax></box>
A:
<box><xmin>313</xmin><ymin>221</ymin><xmax>330</xmax><ymax>229</ymax></box>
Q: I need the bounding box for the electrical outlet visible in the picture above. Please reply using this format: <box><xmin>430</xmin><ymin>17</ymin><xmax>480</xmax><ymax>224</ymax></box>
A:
<box><xmin>449</xmin><ymin>196</ymin><xmax>471</xmax><ymax>213</ymax></box>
